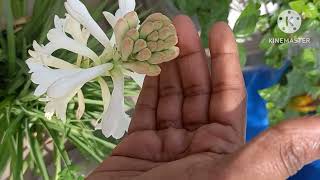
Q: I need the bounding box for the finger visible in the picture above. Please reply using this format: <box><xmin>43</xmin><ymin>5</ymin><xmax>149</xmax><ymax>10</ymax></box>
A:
<box><xmin>173</xmin><ymin>15</ymin><xmax>211</xmax><ymax>131</ymax></box>
<box><xmin>208</xmin><ymin>22</ymin><xmax>246</xmax><ymax>140</ymax></box>
<box><xmin>230</xmin><ymin>117</ymin><xmax>320</xmax><ymax>180</ymax></box>
<box><xmin>157</xmin><ymin>61</ymin><xmax>183</xmax><ymax>130</ymax></box>
<box><xmin>128</xmin><ymin>76</ymin><xmax>158</xmax><ymax>134</ymax></box>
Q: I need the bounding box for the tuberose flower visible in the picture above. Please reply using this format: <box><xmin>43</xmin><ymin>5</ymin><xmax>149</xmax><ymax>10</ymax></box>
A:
<box><xmin>26</xmin><ymin>0</ymin><xmax>179</xmax><ymax>139</ymax></box>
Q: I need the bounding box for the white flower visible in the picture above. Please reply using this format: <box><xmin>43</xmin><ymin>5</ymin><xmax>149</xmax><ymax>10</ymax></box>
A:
<box><xmin>27</xmin><ymin>62</ymin><xmax>113</xmax><ymax>121</ymax></box>
<box><xmin>96</xmin><ymin>69</ymin><xmax>130</xmax><ymax>139</ymax></box>
<box><xmin>26</xmin><ymin>0</ymin><xmax>167</xmax><ymax>139</ymax></box>
<box><xmin>65</xmin><ymin>0</ymin><xmax>111</xmax><ymax>48</ymax></box>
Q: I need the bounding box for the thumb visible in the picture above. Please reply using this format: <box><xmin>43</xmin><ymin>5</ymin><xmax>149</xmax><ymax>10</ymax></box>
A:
<box><xmin>230</xmin><ymin>117</ymin><xmax>320</xmax><ymax>180</ymax></box>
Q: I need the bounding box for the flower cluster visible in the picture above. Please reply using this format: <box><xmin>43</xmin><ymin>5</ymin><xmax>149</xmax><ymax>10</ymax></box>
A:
<box><xmin>26</xmin><ymin>0</ymin><xmax>179</xmax><ymax>139</ymax></box>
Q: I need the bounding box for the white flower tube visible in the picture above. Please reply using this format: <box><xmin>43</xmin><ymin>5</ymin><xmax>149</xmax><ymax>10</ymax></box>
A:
<box><xmin>65</xmin><ymin>0</ymin><xmax>111</xmax><ymax>48</ymax></box>
<box><xmin>27</xmin><ymin>62</ymin><xmax>113</xmax><ymax>120</ymax></box>
<box><xmin>98</xmin><ymin>69</ymin><xmax>130</xmax><ymax>139</ymax></box>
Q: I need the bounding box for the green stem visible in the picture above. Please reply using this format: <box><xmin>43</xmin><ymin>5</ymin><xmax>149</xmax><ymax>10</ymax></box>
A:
<box><xmin>3</xmin><ymin>0</ymin><xmax>16</xmax><ymax>76</ymax></box>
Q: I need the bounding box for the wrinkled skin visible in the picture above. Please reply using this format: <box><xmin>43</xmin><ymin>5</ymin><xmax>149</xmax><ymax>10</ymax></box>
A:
<box><xmin>87</xmin><ymin>16</ymin><xmax>320</xmax><ymax>180</ymax></box>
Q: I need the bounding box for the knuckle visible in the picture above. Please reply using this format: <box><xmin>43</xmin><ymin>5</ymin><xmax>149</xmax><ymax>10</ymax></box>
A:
<box><xmin>268</xmin><ymin>126</ymin><xmax>312</xmax><ymax>176</ymax></box>
<box><xmin>211</xmin><ymin>81</ymin><xmax>245</xmax><ymax>96</ymax></box>
<box><xmin>183</xmin><ymin>84</ymin><xmax>210</xmax><ymax>97</ymax></box>
<box><xmin>157</xmin><ymin>119</ymin><xmax>181</xmax><ymax>130</ymax></box>
<box><xmin>160</xmin><ymin>85</ymin><xmax>183</xmax><ymax>97</ymax></box>
<box><xmin>279</xmin><ymin>139</ymin><xmax>306</xmax><ymax>176</ymax></box>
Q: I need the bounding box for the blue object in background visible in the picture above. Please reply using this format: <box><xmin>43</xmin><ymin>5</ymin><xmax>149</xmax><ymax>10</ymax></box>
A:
<box><xmin>244</xmin><ymin>61</ymin><xmax>320</xmax><ymax>180</ymax></box>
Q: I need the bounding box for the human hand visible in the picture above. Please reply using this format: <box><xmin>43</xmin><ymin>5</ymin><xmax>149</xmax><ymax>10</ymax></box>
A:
<box><xmin>87</xmin><ymin>15</ymin><xmax>320</xmax><ymax>180</ymax></box>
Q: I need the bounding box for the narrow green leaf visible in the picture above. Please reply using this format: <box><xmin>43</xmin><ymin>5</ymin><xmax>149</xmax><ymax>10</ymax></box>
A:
<box><xmin>3</xmin><ymin>0</ymin><xmax>16</xmax><ymax>76</ymax></box>
<box><xmin>26</xmin><ymin>121</ymin><xmax>50</xmax><ymax>180</ymax></box>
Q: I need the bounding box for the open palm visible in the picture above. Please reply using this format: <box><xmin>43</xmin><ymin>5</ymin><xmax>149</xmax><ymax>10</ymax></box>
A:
<box><xmin>87</xmin><ymin>16</ymin><xmax>320</xmax><ymax>180</ymax></box>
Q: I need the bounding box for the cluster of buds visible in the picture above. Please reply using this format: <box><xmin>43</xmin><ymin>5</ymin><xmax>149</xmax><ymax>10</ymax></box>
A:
<box><xmin>114</xmin><ymin>12</ymin><xmax>180</xmax><ymax>76</ymax></box>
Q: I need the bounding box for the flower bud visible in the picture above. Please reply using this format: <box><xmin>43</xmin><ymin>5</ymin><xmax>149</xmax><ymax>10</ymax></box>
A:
<box><xmin>139</xmin><ymin>22</ymin><xmax>154</xmax><ymax>39</ymax></box>
<box><xmin>165</xmin><ymin>35</ymin><xmax>178</xmax><ymax>47</ymax></box>
<box><xmin>144</xmin><ymin>13</ymin><xmax>171</xmax><ymax>26</ymax></box>
<box><xmin>148</xmin><ymin>47</ymin><xmax>179</xmax><ymax>64</ymax></box>
<box><xmin>147</xmin><ymin>31</ymin><xmax>159</xmax><ymax>41</ymax></box>
<box><xmin>147</xmin><ymin>41</ymin><xmax>157</xmax><ymax>52</ymax></box>
<box><xmin>114</xmin><ymin>18</ymin><xmax>129</xmax><ymax>48</ymax></box>
<box><xmin>123</xmin><ymin>62</ymin><xmax>161</xmax><ymax>76</ymax></box>
<box><xmin>124</xmin><ymin>11</ymin><xmax>139</xmax><ymax>29</ymax></box>
<box><xmin>133</xmin><ymin>39</ymin><xmax>147</xmax><ymax>54</ymax></box>
<box><xmin>121</xmin><ymin>37</ymin><xmax>134</xmax><ymax>61</ymax></box>
<box><xmin>136</xmin><ymin>48</ymin><xmax>152</xmax><ymax>61</ymax></box>
<box><xmin>159</xmin><ymin>24</ymin><xmax>176</xmax><ymax>40</ymax></box>
<box><xmin>116</xmin><ymin>12</ymin><xmax>179</xmax><ymax>76</ymax></box>
<box><xmin>126</xmin><ymin>29</ymin><xmax>139</xmax><ymax>41</ymax></box>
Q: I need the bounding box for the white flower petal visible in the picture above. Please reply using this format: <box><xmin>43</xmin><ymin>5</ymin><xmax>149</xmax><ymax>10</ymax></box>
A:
<box><xmin>76</xmin><ymin>90</ymin><xmax>85</xmax><ymax>120</ymax></box>
<box><xmin>27</xmin><ymin>62</ymin><xmax>82</xmax><ymax>96</ymax></box>
<box><xmin>44</xmin><ymin>97</ymin><xmax>71</xmax><ymax>121</ymax></box>
<box><xmin>103</xmin><ymin>11</ymin><xmax>117</xmax><ymax>28</ymax></box>
<box><xmin>118</xmin><ymin>0</ymin><xmax>136</xmax><ymax>16</ymax></box>
<box><xmin>65</xmin><ymin>0</ymin><xmax>111</xmax><ymax>48</ymax></box>
<box><xmin>32</xmin><ymin>41</ymin><xmax>58</xmax><ymax>55</ymax></box>
<box><xmin>112</xmin><ymin>113</ymin><xmax>130</xmax><ymax>139</ymax></box>
<box><xmin>47</xmin><ymin>28</ymin><xmax>99</xmax><ymax>61</ymax></box>
<box><xmin>34</xmin><ymin>85</ymin><xmax>49</xmax><ymax>96</ymax></box>
<box><xmin>100</xmin><ymin>70</ymin><xmax>129</xmax><ymax>139</ymax></box>
<box><xmin>27</xmin><ymin>51</ymin><xmax>77</xmax><ymax>69</ymax></box>
<box><xmin>54</xmin><ymin>15</ymin><xmax>66</xmax><ymax>30</ymax></box>
<box><xmin>47</xmin><ymin>64</ymin><xmax>113</xmax><ymax>99</ymax></box>
<box><xmin>98</xmin><ymin>77</ymin><xmax>111</xmax><ymax>112</ymax></box>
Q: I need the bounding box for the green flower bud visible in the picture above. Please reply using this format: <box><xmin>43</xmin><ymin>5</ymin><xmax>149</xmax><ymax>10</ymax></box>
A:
<box><xmin>148</xmin><ymin>47</ymin><xmax>180</xmax><ymax>64</ymax></box>
<box><xmin>164</xmin><ymin>35</ymin><xmax>178</xmax><ymax>47</ymax></box>
<box><xmin>133</xmin><ymin>39</ymin><xmax>147</xmax><ymax>54</ymax></box>
<box><xmin>147</xmin><ymin>31</ymin><xmax>159</xmax><ymax>41</ymax></box>
<box><xmin>140</xmin><ymin>21</ymin><xmax>154</xmax><ymax>39</ymax></box>
<box><xmin>114</xmin><ymin>18</ymin><xmax>129</xmax><ymax>48</ymax></box>
<box><xmin>116</xmin><ymin>12</ymin><xmax>179</xmax><ymax>76</ymax></box>
<box><xmin>124</xmin><ymin>11</ymin><xmax>139</xmax><ymax>29</ymax></box>
<box><xmin>156</xmin><ymin>40</ymin><xmax>166</xmax><ymax>51</ymax></box>
<box><xmin>126</xmin><ymin>29</ymin><xmax>139</xmax><ymax>41</ymax></box>
<box><xmin>121</xmin><ymin>37</ymin><xmax>134</xmax><ymax>61</ymax></box>
<box><xmin>152</xmin><ymin>21</ymin><xmax>163</xmax><ymax>30</ymax></box>
<box><xmin>123</xmin><ymin>62</ymin><xmax>161</xmax><ymax>76</ymax></box>
<box><xmin>147</xmin><ymin>41</ymin><xmax>158</xmax><ymax>52</ymax></box>
<box><xmin>136</xmin><ymin>48</ymin><xmax>152</xmax><ymax>61</ymax></box>
<box><xmin>144</xmin><ymin>13</ymin><xmax>171</xmax><ymax>26</ymax></box>
<box><xmin>159</xmin><ymin>24</ymin><xmax>176</xmax><ymax>40</ymax></box>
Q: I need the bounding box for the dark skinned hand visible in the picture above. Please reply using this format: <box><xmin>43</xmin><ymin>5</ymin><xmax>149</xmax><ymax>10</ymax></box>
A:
<box><xmin>87</xmin><ymin>16</ymin><xmax>320</xmax><ymax>180</ymax></box>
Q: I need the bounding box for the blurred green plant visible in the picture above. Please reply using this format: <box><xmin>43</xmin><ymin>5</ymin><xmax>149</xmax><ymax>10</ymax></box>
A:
<box><xmin>0</xmin><ymin>0</ymin><xmax>140</xmax><ymax>179</ymax></box>
<box><xmin>234</xmin><ymin>0</ymin><xmax>320</xmax><ymax>125</ymax></box>
<box><xmin>171</xmin><ymin>0</ymin><xmax>247</xmax><ymax>67</ymax></box>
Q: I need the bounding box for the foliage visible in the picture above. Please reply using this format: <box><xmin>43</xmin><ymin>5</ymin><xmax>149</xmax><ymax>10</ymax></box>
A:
<box><xmin>235</xmin><ymin>0</ymin><xmax>320</xmax><ymax>125</ymax></box>
<box><xmin>172</xmin><ymin>0</ymin><xmax>247</xmax><ymax>66</ymax></box>
<box><xmin>0</xmin><ymin>0</ymin><xmax>140</xmax><ymax>179</ymax></box>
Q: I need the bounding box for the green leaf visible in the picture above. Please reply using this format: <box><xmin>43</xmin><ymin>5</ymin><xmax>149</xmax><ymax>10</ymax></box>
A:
<box><xmin>303</xmin><ymin>3</ymin><xmax>319</xmax><ymax>19</ymax></box>
<box><xmin>259</xmin><ymin>33</ymin><xmax>273</xmax><ymax>50</ymax></box>
<box><xmin>289</xmin><ymin>0</ymin><xmax>306</xmax><ymax>13</ymax></box>
<box><xmin>3</xmin><ymin>0</ymin><xmax>16</xmax><ymax>76</ymax></box>
<box><xmin>237</xmin><ymin>43</ymin><xmax>247</xmax><ymax>67</ymax></box>
<box><xmin>234</xmin><ymin>2</ymin><xmax>260</xmax><ymax>38</ymax></box>
<box><xmin>26</xmin><ymin>122</ymin><xmax>50</xmax><ymax>180</ymax></box>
